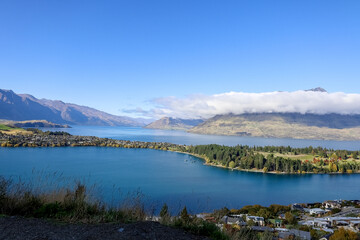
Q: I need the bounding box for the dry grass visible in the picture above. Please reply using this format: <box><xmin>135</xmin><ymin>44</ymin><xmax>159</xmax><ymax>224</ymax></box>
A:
<box><xmin>0</xmin><ymin>124</ymin><xmax>32</xmax><ymax>135</ymax></box>
<box><xmin>0</xmin><ymin>173</ymin><xmax>146</xmax><ymax>224</ymax></box>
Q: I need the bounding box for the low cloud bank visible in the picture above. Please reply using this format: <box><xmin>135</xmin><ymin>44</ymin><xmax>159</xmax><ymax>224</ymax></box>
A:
<box><xmin>130</xmin><ymin>90</ymin><xmax>360</xmax><ymax>119</ymax></box>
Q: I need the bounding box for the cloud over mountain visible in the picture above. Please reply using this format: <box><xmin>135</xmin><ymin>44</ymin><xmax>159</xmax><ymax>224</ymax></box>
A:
<box><xmin>138</xmin><ymin>90</ymin><xmax>360</xmax><ymax>119</ymax></box>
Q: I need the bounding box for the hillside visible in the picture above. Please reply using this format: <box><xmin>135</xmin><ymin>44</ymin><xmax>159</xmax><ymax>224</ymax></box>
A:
<box><xmin>0</xmin><ymin>89</ymin><xmax>147</xmax><ymax>126</ymax></box>
<box><xmin>188</xmin><ymin>113</ymin><xmax>360</xmax><ymax>140</ymax></box>
<box><xmin>0</xmin><ymin>119</ymin><xmax>70</xmax><ymax>128</ymax></box>
<box><xmin>145</xmin><ymin>117</ymin><xmax>203</xmax><ymax>130</ymax></box>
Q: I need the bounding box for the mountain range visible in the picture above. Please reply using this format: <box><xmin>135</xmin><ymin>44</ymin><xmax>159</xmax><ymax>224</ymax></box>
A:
<box><xmin>0</xmin><ymin>89</ymin><xmax>149</xmax><ymax>126</ymax></box>
<box><xmin>188</xmin><ymin>113</ymin><xmax>360</xmax><ymax>140</ymax></box>
<box><xmin>144</xmin><ymin>112</ymin><xmax>360</xmax><ymax>140</ymax></box>
<box><xmin>144</xmin><ymin>117</ymin><xmax>203</xmax><ymax>130</ymax></box>
<box><xmin>3</xmin><ymin>88</ymin><xmax>360</xmax><ymax>140</ymax></box>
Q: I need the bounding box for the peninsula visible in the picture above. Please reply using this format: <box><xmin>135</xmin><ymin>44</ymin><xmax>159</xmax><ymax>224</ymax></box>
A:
<box><xmin>1</xmin><ymin>128</ymin><xmax>359</xmax><ymax>175</ymax></box>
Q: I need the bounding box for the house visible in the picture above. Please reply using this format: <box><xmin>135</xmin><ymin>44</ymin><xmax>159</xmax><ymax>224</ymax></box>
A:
<box><xmin>300</xmin><ymin>219</ymin><xmax>330</xmax><ymax>228</ymax></box>
<box><xmin>278</xmin><ymin>229</ymin><xmax>311</xmax><ymax>240</ymax></box>
<box><xmin>250</xmin><ymin>226</ymin><xmax>274</xmax><ymax>232</ymax></box>
<box><xmin>246</xmin><ymin>216</ymin><xmax>265</xmax><ymax>226</ymax></box>
<box><xmin>306</xmin><ymin>202</ymin><xmax>322</xmax><ymax>208</ymax></box>
<box><xmin>313</xmin><ymin>227</ymin><xmax>334</xmax><ymax>233</ymax></box>
<box><xmin>309</xmin><ymin>208</ymin><xmax>326</xmax><ymax>216</ymax></box>
<box><xmin>221</xmin><ymin>216</ymin><xmax>246</xmax><ymax>226</ymax></box>
<box><xmin>291</xmin><ymin>203</ymin><xmax>304</xmax><ymax>211</ymax></box>
<box><xmin>275</xmin><ymin>228</ymin><xmax>289</xmax><ymax>232</ymax></box>
<box><xmin>350</xmin><ymin>220</ymin><xmax>360</xmax><ymax>232</ymax></box>
<box><xmin>269</xmin><ymin>219</ymin><xmax>283</xmax><ymax>227</ymax></box>
<box><xmin>319</xmin><ymin>233</ymin><xmax>333</xmax><ymax>240</ymax></box>
<box><xmin>323</xmin><ymin>200</ymin><xmax>341</xmax><ymax>209</ymax></box>
<box><xmin>328</xmin><ymin>217</ymin><xmax>360</xmax><ymax>227</ymax></box>
<box><xmin>195</xmin><ymin>213</ymin><xmax>207</xmax><ymax>220</ymax></box>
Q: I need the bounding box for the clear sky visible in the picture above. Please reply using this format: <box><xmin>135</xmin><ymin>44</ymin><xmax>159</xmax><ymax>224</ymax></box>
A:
<box><xmin>1</xmin><ymin>0</ymin><xmax>360</xmax><ymax>117</ymax></box>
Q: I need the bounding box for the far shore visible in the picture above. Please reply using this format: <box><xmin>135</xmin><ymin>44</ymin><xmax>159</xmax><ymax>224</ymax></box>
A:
<box><xmin>1</xmin><ymin>129</ymin><xmax>360</xmax><ymax>175</ymax></box>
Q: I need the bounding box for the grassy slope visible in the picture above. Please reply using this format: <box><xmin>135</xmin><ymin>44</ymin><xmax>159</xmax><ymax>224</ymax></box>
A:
<box><xmin>0</xmin><ymin>124</ymin><xmax>13</xmax><ymax>131</ymax></box>
<box><xmin>0</xmin><ymin>124</ymin><xmax>31</xmax><ymax>135</ymax></box>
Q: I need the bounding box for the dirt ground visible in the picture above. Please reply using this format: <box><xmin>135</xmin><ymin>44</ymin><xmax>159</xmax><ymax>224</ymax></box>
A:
<box><xmin>0</xmin><ymin>216</ymin><xmax>210</xmax><ymax>240</ymax></box>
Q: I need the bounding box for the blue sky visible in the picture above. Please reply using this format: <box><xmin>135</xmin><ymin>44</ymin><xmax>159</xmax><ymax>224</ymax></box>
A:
<box><xmin>1</xmin><ymin>0</ymin><xmax>360</xmax><ymax>117</ymax></box>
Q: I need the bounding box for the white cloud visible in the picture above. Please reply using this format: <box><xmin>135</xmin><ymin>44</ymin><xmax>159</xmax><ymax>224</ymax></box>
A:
<box><xmin>139</xmin><ymin>90</ymin><xmax>360</xmax><ymax>119</ymax></box>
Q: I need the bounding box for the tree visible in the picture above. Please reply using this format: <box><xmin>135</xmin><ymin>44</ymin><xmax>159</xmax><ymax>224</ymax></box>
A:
<box><xmin>332</xmin><ymin>163</ymin><xmax>338</xmax><ymax>172</ymax></box>
<box><xmin>285</xmin><ymin>211</ymin><xmax>297</xmax><ymax>225</ymax></box>
<box><xmin>160</xmin><ymin>203</ymin><xmax>169</xmax><ymax>218</ymax></box>
<box><xmin>331</xmin><ymin>153</ymin><xmax>338</xmax><ymax>161</ymax></box>
<box><xmin>180</xmin><ymin>206</ymin><xmax>190</xmax><ymax>224</ymax></box>
<box><xmin>330</xmin><ymin>228</ymin><xmax>358</xmax><ymax>240</ymax></box>
<box><xmin>228</xmin><ymin>161</ymin><xmax>235</xmax><ymax>169</ymax></box>
<box><xmin>257</xmin><ymin>208</ymin><xmax>272</xmax><ymax>219</ymax></box>
<box><xmin>246</xmin><ymin>219</ymin><xmax>255</xmax><ymax>227</ymax></box>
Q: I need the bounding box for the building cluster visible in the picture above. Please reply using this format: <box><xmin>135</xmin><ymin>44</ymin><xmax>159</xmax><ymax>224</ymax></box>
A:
<box><xmin>0</xmin><ymin>132</ymin><xmax>181</xmax><ymax>149</ymax></box>
<box><xmin>195</xmin><ymin>200</ymin><xmax>360</xmax><ymax>240</ymax></box>
<box><xmin>299</xmin><ymin>200</ymin><xmax>360</xmax><ymax>234</ymax></box>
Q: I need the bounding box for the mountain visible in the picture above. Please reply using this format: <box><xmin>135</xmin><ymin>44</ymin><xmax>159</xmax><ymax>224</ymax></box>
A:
<box><xmin>305</xmin><ymin>87</ymin><xmax>327</xmax><ymax>92</ymax></box>
<box><xmin>145</xmin><ymin>117</ymin><xmax>204</xmax><ymax>130</ymax></box>
<box><xmin>188</xmin><ymin>112</ymin><xmax>360</xmax><ymax>140</ymax></box>
<box><xmin>0</xmin><ymin>89</ymin><xmax>146</xmax><ymax>126</ymax></box>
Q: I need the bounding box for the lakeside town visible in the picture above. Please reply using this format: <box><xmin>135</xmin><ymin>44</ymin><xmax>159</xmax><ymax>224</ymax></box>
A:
<box><xmin>153</xmin><ymin>199</ymin><xmax>360</xmax><ymax>240</ymax></box>
<box><xmin>0</xmin><ymin>129</ymin><xmax>181</xmax><ymax>149</ymax></box>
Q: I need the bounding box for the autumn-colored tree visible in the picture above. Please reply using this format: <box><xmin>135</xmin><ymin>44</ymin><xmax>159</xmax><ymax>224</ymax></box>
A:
<box><xmin>332</xmin><ymin>163</ymin><xmax>338</xmax><ymax>172</ymax></box>
<box><xmin>351</xmin><ymin>151</ymin><xmax>359</xmax><ymax>159</ymax></box>
<box><xmin>330</xmin><ymin>228</ymin><xmax>358</xmax><ymax>240</ymax></box>
<box><xmin>228</xmin><ymin>161</ymin><xmax>235</xmax><ymax>169</ymax></box>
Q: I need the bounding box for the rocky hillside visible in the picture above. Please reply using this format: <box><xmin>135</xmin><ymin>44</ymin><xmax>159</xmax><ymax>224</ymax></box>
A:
<box><xmin>0</xmin><ymin>89</ymin><xmax>146</xmax><ymax>126</ymax></box>
<box><xmin>188</xmin><ymin>113</ymin><xmax>360</xmax><ymax>140</ymax></box>
<box><xmin>145</xmin><ymin>117</ymin><xmax>203</xmax><ymax>130</ymax></box>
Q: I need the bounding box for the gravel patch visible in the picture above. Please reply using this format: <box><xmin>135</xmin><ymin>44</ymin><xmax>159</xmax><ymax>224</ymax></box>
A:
<box><xmin>0</xmin><ymin>216</ymin><xmax>210</xmax><ymax>240</ymax></box>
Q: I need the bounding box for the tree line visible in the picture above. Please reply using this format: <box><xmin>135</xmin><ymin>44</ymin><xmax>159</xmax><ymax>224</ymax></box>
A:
<box><xmin>184</xmin><ymin>144</ymin><xmax>360</xmax><ymax>173</ymax></box>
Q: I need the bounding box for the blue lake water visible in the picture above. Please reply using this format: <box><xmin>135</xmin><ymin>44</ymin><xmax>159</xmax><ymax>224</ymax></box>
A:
<box><xmin>43</xmin><ymin>125</ymin><xmax>360</xmax><ymax>150</ymax></box>
<box><xmin>1</xmin><ymin>146</ymin><xmax>360</xmax><ymax>214</ymax></box>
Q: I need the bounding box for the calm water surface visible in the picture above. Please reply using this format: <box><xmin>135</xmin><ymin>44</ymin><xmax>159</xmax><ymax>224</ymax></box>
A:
<box><xmin>41</xmin><ymin>125</ymin><xmax>360</xmax><ymax>150</ymax></box>
<box><xmin>1</xmin><ymin>146</ymin><xmax>360</xmax><ymax>213</ymax></box>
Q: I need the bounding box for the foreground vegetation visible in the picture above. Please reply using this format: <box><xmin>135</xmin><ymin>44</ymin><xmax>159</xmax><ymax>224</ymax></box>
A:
<box><xmin>0</xmin><ymin>175</ymin><xmax>228</xmax><ymax>239</ymax></box>
<box><xmin>1</xmin><ymin>175</ymin><xmax>359</xmax><ymax>239</ymax></box>
<box><xmin>1</xmin><ymin>128</ymin><xmax>360</xmax><ymax>174</ymax></box>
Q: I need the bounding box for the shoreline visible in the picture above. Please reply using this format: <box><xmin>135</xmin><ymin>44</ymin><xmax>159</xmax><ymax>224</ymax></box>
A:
<box><xmin>2</xmin><ymin>143</ymin><xmax>359</xmax><ymax>175</ymax></box>
<box><xmin>168</xmin><ymin>150</ymin><xmax>360</xmax><ymax>175</ymax></box>
<box><xmin>1</xmin><ymin>130</ymin><xmax>360</xmax><ymax>175</ymax></box>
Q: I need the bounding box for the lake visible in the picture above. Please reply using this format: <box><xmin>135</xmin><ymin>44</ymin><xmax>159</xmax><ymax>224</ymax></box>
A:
<box><xmin>1</xmin><ymin>145</ymin><xmax>360</xmax><ymax>214</ymax></box>
<box><xmin>42</xmin><ymin>125</ymin><xmax>360</xmax><ymax>150</ymax></box>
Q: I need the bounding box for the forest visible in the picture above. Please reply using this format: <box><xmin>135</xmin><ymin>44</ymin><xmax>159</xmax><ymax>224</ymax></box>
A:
<box><xmin>184</xmin><ymin>144</ymin><xmax>360</xmax><ymax>174</ymax></box>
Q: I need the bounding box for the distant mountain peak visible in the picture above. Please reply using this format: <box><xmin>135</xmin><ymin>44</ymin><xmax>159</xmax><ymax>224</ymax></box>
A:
<box><xmin>305</xmin><ymin>87</ymin><xmax>327</xmax><ymax>92</ymax></box>
<box><xmin>0</xmin><ymin>88</ymin><xmax>146</xmax><ymax>127</ymax></box>
<box><xmin>145</xmin><ymin>117</ymin><xmax>204</xmax><ymax>130</ymax></box>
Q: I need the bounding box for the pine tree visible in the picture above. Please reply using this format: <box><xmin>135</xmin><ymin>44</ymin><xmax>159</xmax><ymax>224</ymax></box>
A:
<box><xmin>180</xmin><ymin>206</ymin><xmax>190</xmax><ymax>223</ymax></box>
